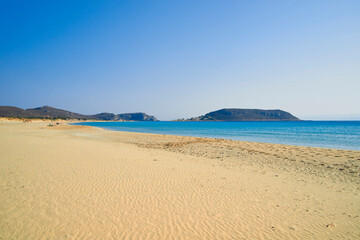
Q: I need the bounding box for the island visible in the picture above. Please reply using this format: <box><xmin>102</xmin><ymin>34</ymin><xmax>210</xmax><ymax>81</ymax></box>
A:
<box><xmin>179</xmin><ymin>108</ymin><xmax>300</xmax><ymax>121</ymax></box>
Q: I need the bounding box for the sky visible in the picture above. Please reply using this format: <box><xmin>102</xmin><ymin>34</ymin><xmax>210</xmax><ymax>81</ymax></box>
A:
<box><xmin>0</xmin><ymin>0</ymin><xmax>359</xmax><ymax>120</ymax></box>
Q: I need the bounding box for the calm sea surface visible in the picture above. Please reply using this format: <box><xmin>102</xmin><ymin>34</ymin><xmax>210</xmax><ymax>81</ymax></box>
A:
<box><xmin>74</xmin><ymin>121</ymin><xmax>360</xmax><ymax>151</ymax></box>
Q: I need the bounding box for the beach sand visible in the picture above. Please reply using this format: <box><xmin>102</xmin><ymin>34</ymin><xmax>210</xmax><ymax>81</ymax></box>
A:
<box><xmin>0</xmin><ymin>121</ymin><xmax>359</xmax><ymax>239</ymax></box>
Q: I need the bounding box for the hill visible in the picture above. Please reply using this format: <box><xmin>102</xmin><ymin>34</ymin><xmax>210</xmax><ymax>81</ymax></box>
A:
<box><xmin>185</xmin><ymin>108</ymin><xmax>300</xmax><ymax>121</ymax></box>
<box><xmin>93</xmin><ymin>112</ymin><xmax>158</xmax><ymax>121</ymax></box>
<box><xmin>0</xmin><ymin>106</ymin><xmax>158</xmax><ymax>121</ymax></box>
<box><xmin>0</xmin><ymin>106</ymin><xmax>36</xmax><ymax>118</ymax></box>
<box><xmin>26</xmin><ymin>106</ymin><xmax>90</xmax><ymax>119</ymax></box>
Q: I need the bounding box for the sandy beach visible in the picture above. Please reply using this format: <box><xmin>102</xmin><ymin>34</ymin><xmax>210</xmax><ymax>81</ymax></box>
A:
<box><xmin>0</xmin><ymin>121</ymin><xmax>359</xmax><ymax>239</ymax></box>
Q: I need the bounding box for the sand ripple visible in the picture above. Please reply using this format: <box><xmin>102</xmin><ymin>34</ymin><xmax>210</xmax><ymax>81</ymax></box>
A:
<box><xmin>0</xmin><ymin>122</ymin><xmax>359</xmax><ymax>239</ymax></box>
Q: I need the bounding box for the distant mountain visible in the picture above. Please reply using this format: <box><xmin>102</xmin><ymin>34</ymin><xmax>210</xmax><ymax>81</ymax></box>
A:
<box><xmin>117</xmin><ymin>112</ymin><xmax>158</xmax><ymax>121</ymax></box>
<box><xmin>26</xmin><ymin>106</ymin><xmax>89</xmax><ymax>119</ymax></box>
<box><xmin>0</xmin><ymin>106</ymin><xmax>158</xmax><ymax>121</ymax></box>
<box><xmin>93</xmin><ymin>113</ymin><xmax>117</xmax><ymax>121</ymax></box>
<box><xmin>93</xmin><ymin>112</ymin><xmax>158</xmax><ymax>121</ymax></box>
<box><xmin>0</xmin><ymin>106</ymin><xmax>36</xmax><ymax>118</ymax></box>
<box><xmin>183</xmin><ymin>108</ymin><xmax>300</xmax><ymax>121</ymax></box>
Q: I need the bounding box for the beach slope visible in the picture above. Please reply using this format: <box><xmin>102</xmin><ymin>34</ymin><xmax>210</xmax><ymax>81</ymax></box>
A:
<box><xmin>0</xmin><ymin>121</ymin><xmax>359</xmax><ymax>239</ymax></box>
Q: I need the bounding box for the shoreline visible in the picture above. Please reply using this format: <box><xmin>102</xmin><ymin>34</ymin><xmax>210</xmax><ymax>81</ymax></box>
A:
<box><xmin>72</xmin><ymin>121</ymin><xmax>360</xmax><ymax>152</ymax></box>
<box><xmin>77</xmin><ymin>123</ymin><xmax>360</xmax><ymax>152</ymax></box>
<box><xmin>1</xmin><ymin>121</ymin><xmax>359</xmax><ymax>239</ymax></box>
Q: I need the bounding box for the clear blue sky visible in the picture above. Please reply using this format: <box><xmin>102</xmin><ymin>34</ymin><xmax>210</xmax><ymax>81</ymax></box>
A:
<box><xmin>1</xmin><ymin>0</ymin><xmax>359</xmax><ymax>120</ymax></box>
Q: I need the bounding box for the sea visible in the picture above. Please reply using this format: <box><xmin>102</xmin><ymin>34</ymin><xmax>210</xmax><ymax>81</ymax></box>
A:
<box><xmin>74</xmin><ymin>121</ymin><xmax>360</xmax><ymax>151</ymax></box>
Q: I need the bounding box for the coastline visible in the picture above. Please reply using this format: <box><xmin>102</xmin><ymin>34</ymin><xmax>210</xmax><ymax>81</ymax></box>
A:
<box><xmin>1</xmin><ymin>120</ymin><xmax>359</xmax><ymax>239</ymax></box>
<box><xmin>73</xmin><ymin>120</ymin><xmax>360</xmax><ymax>151</ymax></box>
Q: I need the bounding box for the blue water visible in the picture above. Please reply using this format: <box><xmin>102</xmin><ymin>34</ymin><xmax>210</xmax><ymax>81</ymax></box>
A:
<box><xmin>74</xmin><ymin>121</ymin><xmax>360</xmax><ymax>151</ymax></box>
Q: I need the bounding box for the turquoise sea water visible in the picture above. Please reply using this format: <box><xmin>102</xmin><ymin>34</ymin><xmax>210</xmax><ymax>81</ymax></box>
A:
<box><xmin>74</xmin><ymin>121</ymin><xmax>360</xmax><ymax>151</ymax></box>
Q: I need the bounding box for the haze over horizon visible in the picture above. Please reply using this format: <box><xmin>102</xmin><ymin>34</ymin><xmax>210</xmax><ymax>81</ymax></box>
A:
<box><xmin>1</xmin><ymin>0</ymin><xmax>359</xmax><ymax>120</ymax></box>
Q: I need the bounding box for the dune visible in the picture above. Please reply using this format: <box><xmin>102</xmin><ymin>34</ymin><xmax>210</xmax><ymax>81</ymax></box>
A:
<box><xmin>0</xmin><ymin>121</ymin><xmax>359</xmax><ymax>239</ymax></box>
